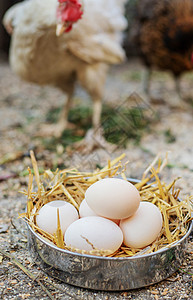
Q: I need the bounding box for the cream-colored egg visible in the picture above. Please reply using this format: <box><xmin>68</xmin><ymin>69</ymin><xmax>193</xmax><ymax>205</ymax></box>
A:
<box><xmin>36</xmin><ymin>200</ymin><xmax>79</xmax><ymax>235</ymax></box>
<box><xmin>85</xmin><ymin>178</ymin><xmax>140</xmax><ymax>219</ymax></box>
<box><xmin>79</xmin><ymin>199</ymin><xmax>120</xmax><ymax>224</ymax></box>
<box><xmin>120</xmin><ymin>202</ymin><xmax>163</xmax><ymax>249</ymax></box>
<box><xmin>64</xmin><ymin>216</ymin><xmax>123</xmax><ymax>255</ymax></box>
<box><xmin>79</xmin><ymin>199</ymin><xmax>98</xmax><ymax>218</ymax></box>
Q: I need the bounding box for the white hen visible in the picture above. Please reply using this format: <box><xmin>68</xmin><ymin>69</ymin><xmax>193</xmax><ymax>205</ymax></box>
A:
<box><xmin>3</xmin><ymin>0</ymin><xmax>127</xmax><ymax>150</ymax></box>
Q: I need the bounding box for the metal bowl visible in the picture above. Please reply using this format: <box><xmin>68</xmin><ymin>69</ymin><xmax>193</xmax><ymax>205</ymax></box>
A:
<box><xmin>26</xmin><ymin>179</ymin><xmax>193</xmax><ymax>291</ymax></box>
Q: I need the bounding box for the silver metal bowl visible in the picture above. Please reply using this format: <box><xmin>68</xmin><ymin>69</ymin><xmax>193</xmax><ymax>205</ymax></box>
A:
<box><xmin>26</xmin><ymin>179</ymin><xmax>193</xmax><ymax>291</ymax></box>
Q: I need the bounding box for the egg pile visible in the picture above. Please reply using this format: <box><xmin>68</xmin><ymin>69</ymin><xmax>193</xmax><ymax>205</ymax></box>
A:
<box><xmin>36</xmin><ymin>177</ymin><xmax>163</xmax><ymax>255</ymax></box>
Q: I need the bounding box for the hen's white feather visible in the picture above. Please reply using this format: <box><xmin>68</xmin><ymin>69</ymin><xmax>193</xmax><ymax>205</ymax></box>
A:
<box><xmin>3</xmin><ymin>0</ymin><xmax>127</xmax><ymax>88</ymax></box>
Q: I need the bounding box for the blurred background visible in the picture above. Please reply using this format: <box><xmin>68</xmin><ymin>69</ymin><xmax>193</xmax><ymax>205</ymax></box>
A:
<box><xmin>0</xmin><ymin>1</ymin><xmax>22</xmax><ymax>55</ymax></box>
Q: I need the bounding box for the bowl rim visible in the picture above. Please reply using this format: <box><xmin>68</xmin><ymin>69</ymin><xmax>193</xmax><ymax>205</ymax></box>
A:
<box><xmin>27</xmin><ymin>219</ymin><xmax>192</xmax><ymax>261</ymax></box>
<box><xmin>26</xmin><ymin>177</ymin><xmax>193</xmax><ymax>261</ymax></box>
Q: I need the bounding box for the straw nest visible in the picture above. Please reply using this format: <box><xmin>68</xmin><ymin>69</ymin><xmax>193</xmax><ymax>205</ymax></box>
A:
<box><xmin>20</xmin><ymin>151</ymin><xmax>193</xmax><ymax>257</ymax></box>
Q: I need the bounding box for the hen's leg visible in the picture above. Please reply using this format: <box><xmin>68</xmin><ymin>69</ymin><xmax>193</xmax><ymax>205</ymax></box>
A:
<box><xmin>142</xmin><ymin>68</ymin><xmax>167</xmax><ymax>104</ymax></box>
<box><xmin>37</xmin><ymin>90</ymin><xmax>74</xmax><ymax>138</ymax></box>
<box><xmin>170</xmin><ymin>75</ymin><xmax>189</xmax><ymax>109</ymax></box>
<box><xmin>82</xmin><ymin>97</ymin><xmax>106</xmax><ymax>151</ymax></box>
<box><xmin>174</xmin><ymin>76</ymin><xmax>182</xmax><ymax>98</ymax></box>
<box><xmin>74</xmin><ymin>64</ymin><xmax>115</xmax><ymax>153</ymax></box>
<box><xmin>56</xmin><ymin>91</ymin><xmax>75</xmax><ymax>133</ymax></box>
<box><xmin>92</xmin><ymin>98</ymin><xmax>102</xmax><ymax>130</ymax></box>
<box><xmin>142</xmin><ymin>68</ymin><xmax>151</xmax><ymax>96</ymax></box>
<box><xmin>74</xmin><ymin>96</ymin><xmax>115</xmax><ymax>153</ymax></box>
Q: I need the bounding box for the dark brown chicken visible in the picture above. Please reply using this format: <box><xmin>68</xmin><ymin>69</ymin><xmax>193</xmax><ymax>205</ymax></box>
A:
<box><xmin>124</xmin><ymin>0</ymin><xmax>193</xmax><ymax>97</ymax></box>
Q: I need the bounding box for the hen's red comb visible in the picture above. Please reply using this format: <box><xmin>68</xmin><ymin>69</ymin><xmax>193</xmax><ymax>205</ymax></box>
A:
<box><xmin>57</xmin><ymin>0</ymin><xmax>83</xmax><ymax>33</ymax></box>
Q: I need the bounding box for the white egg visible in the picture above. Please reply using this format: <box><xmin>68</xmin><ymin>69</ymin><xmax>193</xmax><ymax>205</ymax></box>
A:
<box><xmin>79</xmin><ymin>199</ymin><xmax>120</xmax><ymax>224</ymax></box>
<box><xmin>64</xmin><ymin>216</ymin><xmax>123</xmax><ymax>255</ymax></box>
<box><xmin>85</xmin><ymin>178</ymin><xmax>140</xmax><ymax>219</ymax></box>
<box><xmin>36</xmin><ymin>200</ymin><xmax>79</xmax><ymax>235</ymax></box>
<box><xmin>120</xmin><ymin>202</ymin><xmax>163</xmax><ymax>249</ymax></box>
<box><xmin>79</xmin><ymin>199</ymin><xmax>98</xmax><ymax>218</ymax></box>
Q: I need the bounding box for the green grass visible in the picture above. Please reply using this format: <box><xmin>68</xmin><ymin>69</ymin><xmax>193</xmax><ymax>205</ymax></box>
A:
<box><xmin>45</xmin><ymin>102</ymin><xmax>153</xmax><ymax>149</ymax></box>
<box><xmin>164</xmin><ymin>129</ymin><xmax>176</xmax><ymax>144</ymax></box>
<box><xmin>122</xmin><ymin>71</ymin><xmax>142</xmax><ymax>81</ymax></box>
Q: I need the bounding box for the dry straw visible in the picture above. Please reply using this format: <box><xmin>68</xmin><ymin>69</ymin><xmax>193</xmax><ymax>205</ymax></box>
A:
<box><xmin>19</xmin><ymin>151</ymin><xmax>193</xmax><ymax>257</ymax></box>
